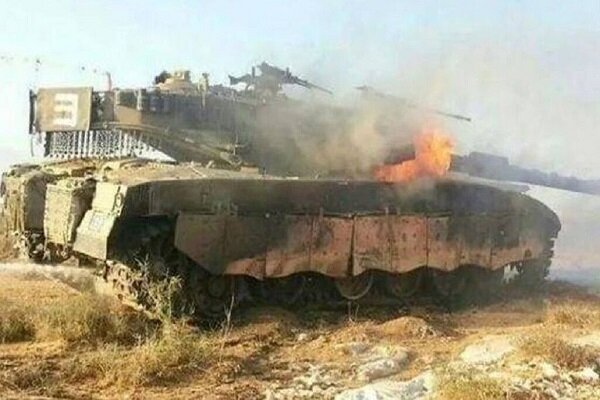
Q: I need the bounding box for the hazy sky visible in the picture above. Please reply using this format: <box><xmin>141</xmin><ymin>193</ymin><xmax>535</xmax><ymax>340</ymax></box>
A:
<box><xmin>1</xmin><ymin>0</ymin><xmax>599</xmax><ymax>177</ymax></box>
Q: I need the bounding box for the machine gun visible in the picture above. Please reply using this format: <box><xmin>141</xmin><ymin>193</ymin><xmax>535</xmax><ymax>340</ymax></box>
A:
<box><xmin>257</xmin><ymin>62</ymin><xmax>333</xmax><ymax>94</ymax></box>
<box><xmin>229</xmin><ymin>62</ymin><xmax>332</xmax><ymax>95</ymax></box>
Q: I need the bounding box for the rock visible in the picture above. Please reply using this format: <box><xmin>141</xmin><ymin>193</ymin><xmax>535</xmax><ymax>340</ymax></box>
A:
<box><xmin>339</xmin><ymin>342</ymin><xmax>408</xmax><ymax>382</ymax></box>
<box><xmin>543</xmin><ymin>386</ymin><xmax>561</xmax><ymax>399</ymax></box>
<box><xmin>540</xmin><ymin>362</ymin><xmax>558</xmax><ymax>379</ymax></box>
<box><xmin>572</xmin><ymin>367</ymin><xmax>599</xmax><ymax>382</ymax></box>
<box><xmin>339</xmin><ymin>342</ymin><xmax>371</xmax><ymax>357</ymax></box>
<box><xmin>269</xmin><ymin>363</ymin><xmax>342</xmax><ymax>399</ymax></box>
<box><xmin>488</xmin><ymin>371</ymin><xmax>510</xmax><ymax>380</ymax></box>
<box><xmin>418</xmin><ymin>370</ymin><xmax>436</xmax><ymax>392</ymax></box>
<box><xmin>293</xmin><ymin>365</ymin><xmax>332</xmax><ymax>389</ymax></box>
<box><xmin>560</xmin><ymin>373</ymin><xmax>573</xmax><ymax>384</ymax></box>
<box><xmin>358</xmin><ymin>358</ymin><xmax>405</xmax><ymax>382</ymax></box>
<box><xmin>460</xmin><ymin>335</ymin><xmax>515</xmax><ymax>365</ymax></box>
<box><xmin>336</xmin><ymin>370</ymin><xmax>435</xmax><ymax>400</ymax></box>
<box><xmin>356</xmin><ymin>346</ymin><xmax>409</xmax><ymax>382</ymax></box>
<box><xmin>338</xmin><ymin>343</ymin><xmax>411</xmax><ymax>382</ymax></box>
<box><xmin>296</xmin><ymin>333</ymin><xmax>309</xmax><ymax>342</ymax></box>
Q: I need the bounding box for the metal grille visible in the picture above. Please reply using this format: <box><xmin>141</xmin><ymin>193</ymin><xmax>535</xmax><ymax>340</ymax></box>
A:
<box><xmin>44</xmin><ymin>130</ymin><xmax>155</xmax><ymax>159</ymax></box>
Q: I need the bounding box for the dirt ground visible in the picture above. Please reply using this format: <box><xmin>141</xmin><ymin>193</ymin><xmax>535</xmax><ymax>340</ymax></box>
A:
<box><xmin>0</xmin><ymin>264</ymin><xmax>599</xmax><ymax>400</ymax></box>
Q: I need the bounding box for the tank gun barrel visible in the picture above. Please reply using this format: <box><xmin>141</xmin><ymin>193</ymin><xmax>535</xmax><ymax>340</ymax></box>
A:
<box><xmin>452</xmin><ymin>152</ymin><xmax>600</xmax><ymax>195</ymax></box>
<box><xmin>356</xmin><ymin>85</ymin><xmax>471</xmax><ymax>122</ymax></box>
<box><xmin>290</xmin><ymin>77</ymin><xmax>333</xmax><ymax>94</ymax></box>
<box><xmin>379</xmin><ymin>145</ymin><xmax>600</xmax><ymax>196</ymax></box>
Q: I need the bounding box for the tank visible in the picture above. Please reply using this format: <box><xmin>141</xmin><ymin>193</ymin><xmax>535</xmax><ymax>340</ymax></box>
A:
<box><xmin>1</xmin><ymin>63</ymin><xmax>564</xmax><ymax>317</ymax></box>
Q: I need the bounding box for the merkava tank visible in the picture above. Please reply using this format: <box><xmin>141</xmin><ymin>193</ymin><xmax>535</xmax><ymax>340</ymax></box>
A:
<box><xmin>1</xmin><ymin>63</ymin><xmax>564</xmax><ymax>317</ymax></box>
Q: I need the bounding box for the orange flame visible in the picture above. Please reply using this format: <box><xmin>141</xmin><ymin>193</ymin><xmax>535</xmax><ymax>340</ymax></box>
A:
<box><xmin>374</xmin><ymin>128</ymin><xmax>454</xmax><ymax>183</ymax></box>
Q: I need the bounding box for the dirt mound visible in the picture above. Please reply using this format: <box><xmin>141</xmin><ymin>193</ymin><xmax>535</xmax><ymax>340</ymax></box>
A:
<box><xmin>375</xmin><ymin>316</ymin><xmax>440</xmax><ymax>339</ymax></box>
<box><xmin>229</xmin><ymin>306</ymin><xmax>299</xmax><ymax>342</ymax></box>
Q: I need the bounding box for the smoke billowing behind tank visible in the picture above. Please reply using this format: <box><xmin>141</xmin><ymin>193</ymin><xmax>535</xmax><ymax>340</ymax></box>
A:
<box><xmin>247</xmin><ymin>81</ymin><xmax>460</xmax><ymax>178</ymax></box>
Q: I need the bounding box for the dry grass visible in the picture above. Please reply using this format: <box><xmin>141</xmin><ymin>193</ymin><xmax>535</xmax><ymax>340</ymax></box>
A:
<box><xmin>0</xmin><ymin>323</ymin><xmax>213</xmax><ymax>393</ymax></box>
<box><xmin>0</xmin><ymin>278</ymin><xmax>213</xmax><ymax>391</ymax></box>
<box><xmin>35</xmin><ymin>293</ymin><xmax>155</xmax><ymax>345</ymax></box>
<box><xmin>0</xmin><ymin>283</ymin><xmax>156</xmax><ymax>346</ymax></box>
<box><xmin>69</xmin><ymin>322</ymin><xmax>213</xmax><ymax>387</ymax></box>
<box><xmin>0</xmin><ymin>214</ymin><xmax>16</xmax><ymax>261</ymax></box>
<box><xmin>1</xmin><ymin>361</ymin><xmax>57</xmax><ymax>392</ymax></box>
<box><xmin>0</xmin><ymin>300</ymin><xmax>35</xmax><ymax>343</ymax></box>
<box><xmin>520</xmin><ymin>333</ymin><xmax>597</xmax><ymax>369</ymax></box>
<box><xmin>547</xmin><ymin>302</ymin><xmax>600</xmax><ymax>328</ymax></box>
<box><xmin>436</xmin><ymin>369</ymin><xmax>506</xmax><ymax>400</ymax></box>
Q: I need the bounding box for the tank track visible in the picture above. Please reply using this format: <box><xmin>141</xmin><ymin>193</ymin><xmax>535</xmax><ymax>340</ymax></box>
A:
<box><xmin>99</xmin><ymin>218</ymin><xmax>557</xmax><ymax>320</ymax></box>
<box><xmin>16</xmin><ymin>231</ymin><xmax>45</xmax><ymax>262</ymax></box>
<box><xmin>14</xmin><ymin>216</ymin><xmax>557</xmax><ymax>319</ymax></box>
<box><xmin>15</xmin><ymin>231</ymin><xmax>74</xmax><ymax>264</ymax></box>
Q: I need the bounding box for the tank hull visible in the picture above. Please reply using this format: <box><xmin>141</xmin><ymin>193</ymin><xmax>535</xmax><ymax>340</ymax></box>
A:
<box><xmin>2</xmin><ymin>159</ymin><xmax>561</xmax><ymax>317</ymax></box>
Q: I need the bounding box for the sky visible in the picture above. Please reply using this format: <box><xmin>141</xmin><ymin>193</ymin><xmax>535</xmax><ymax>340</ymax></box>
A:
<box><xmin>1</xmin><ymin>1</ymin><xmax>599</xmax><ymax>173</ymax></box>
<box><xmin>1</xmin><ymin>1</ymin><xmax>599</xmax><ymax>176</ymax></box>
<box><xmin>0</xmin><ymin>1</ymin><xmax>599</xmax><ymax>274</ymax></box>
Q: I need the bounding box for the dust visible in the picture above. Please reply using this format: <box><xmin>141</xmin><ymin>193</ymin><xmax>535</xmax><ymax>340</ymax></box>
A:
<box><xmin>0</xmin><ymin>262</ymin><xmax>101</xmax><ymax>294</ymax></box>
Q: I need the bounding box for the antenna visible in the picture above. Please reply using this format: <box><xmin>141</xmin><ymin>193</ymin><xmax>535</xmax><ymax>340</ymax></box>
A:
<box><xmin>0</xmin><ymin>53</ymin><xmax>113</xmax><ymax>90</ymax></box>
